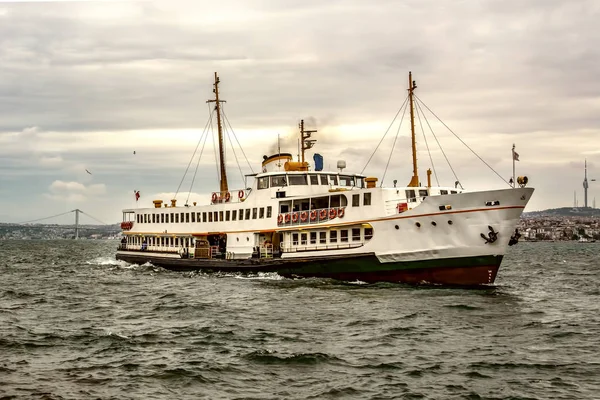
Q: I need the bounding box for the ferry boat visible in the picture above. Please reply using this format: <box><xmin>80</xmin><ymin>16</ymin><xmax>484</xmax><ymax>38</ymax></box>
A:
<box><xmin>116</xmin><ymin>72</ymin><xmax>534</xmax><ymax>285</ymax></box>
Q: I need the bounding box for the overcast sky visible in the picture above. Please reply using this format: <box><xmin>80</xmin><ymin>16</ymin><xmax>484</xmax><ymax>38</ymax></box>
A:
<box><xmin>0</xmin><ymin>0</ymin><xmax>599</xmax><ymax>225</ymax></box>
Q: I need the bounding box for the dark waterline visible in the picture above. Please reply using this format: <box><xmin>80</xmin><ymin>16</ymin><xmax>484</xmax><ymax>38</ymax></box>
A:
<box><xmin>1</xmin><ymin>240</ymin><xmax>599</xmax><ymax>399</ymax></box>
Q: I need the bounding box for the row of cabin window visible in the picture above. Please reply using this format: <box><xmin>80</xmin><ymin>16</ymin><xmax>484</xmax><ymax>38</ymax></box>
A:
<box><xmin>405</xmin><ymin>189</ymin><xmax>457</xmax><ymax>202</ymax></box>
<box><xmin>137</xmin><ymin>206</ymin><xmax>273</xmax><ymax>224</ymax></box>
<box><xmin>291</xmin><ymin>227</ymin><xmax>374</xmax><ymax>245</ymax></box>
<box><xmin>352</xmin><ymin>193</ymin><xmax>371</xmax><ymax>206</ymax></box>
<box><xmin>258</xmin><ymin>174</ymin><xmax>364</xmax><ymax>190</ymax></box>
<box><xmin>127</xmin><ymin>236</ymin><xmax>191</xmax><ymax>247</ymax></box>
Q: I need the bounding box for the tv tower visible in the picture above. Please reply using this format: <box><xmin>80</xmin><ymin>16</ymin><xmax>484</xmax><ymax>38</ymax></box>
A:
<box><xmin>583</xmin><ymin>159</ymin><xmax>589</xmax><ymax>208</ymax></box>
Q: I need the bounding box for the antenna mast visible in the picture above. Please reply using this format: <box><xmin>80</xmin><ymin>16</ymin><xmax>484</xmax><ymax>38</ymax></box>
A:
<box><xmin>299</xmin><ymin>119</ymin><xmax>317</xmax><ymax>165</ymax></box>
<box><xmin>407</xmin><ymin>71</ymin><xmax>419</xmax><ymax>187</ymax></box>
<box><xmin>207</xmin><ymin>72</ymin><xmax>228</xmax><ymax>196</ymax></box>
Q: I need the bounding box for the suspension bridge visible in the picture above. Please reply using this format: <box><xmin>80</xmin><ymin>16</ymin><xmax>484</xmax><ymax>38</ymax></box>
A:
<box><xmin>15</xmin><ymin>209</ymin><xmax>119</xmax><ymax>239</ymax></box>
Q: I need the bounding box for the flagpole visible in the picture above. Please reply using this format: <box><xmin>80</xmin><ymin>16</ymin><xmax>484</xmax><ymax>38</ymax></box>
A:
<box><xmin>512</xmin><ymin>143</ymin><xmax>516</xmax><ymax>188</ymax></box>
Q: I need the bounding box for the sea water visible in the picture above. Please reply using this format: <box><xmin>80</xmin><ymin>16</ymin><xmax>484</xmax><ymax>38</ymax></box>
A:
<box><xmin>1</xmin><ymin>240</ymin><xmax>599</xmax><ymax>399</ymax></box>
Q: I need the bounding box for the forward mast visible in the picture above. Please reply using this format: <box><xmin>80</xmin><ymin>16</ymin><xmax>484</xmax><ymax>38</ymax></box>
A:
<box><xmin>207</xmin><ymin>72</ymin><xmax>229</xmax><ymax>197</ymax></box>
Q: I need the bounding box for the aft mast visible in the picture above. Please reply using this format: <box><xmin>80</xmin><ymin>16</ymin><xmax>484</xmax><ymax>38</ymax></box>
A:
<box><xmin>407</xmin><ymin>71</ymin><xmax>419</xmax><ymax>187</ymax></box>
<box><xmin>207</xmin><ymin>72</ymin><xmax>229</xmax><ymax>197</ymax></box>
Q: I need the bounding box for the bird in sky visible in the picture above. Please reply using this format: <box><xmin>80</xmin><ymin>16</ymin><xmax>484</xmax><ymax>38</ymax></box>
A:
<box><xmin>85</xmin><ymin>169</ymin><xmax>92</xmax><ymax>175</ymax></box>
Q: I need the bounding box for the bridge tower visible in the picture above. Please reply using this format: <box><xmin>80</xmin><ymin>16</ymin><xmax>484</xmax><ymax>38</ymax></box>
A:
<box><xmin>74</xmin><ymin>209</ymin><xmax>81</xmax><ymax>239</ymax></box>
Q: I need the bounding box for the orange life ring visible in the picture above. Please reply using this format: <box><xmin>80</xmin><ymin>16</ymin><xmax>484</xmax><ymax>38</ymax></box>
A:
<box><xmin>238</xmin><ymin>190</ymin><xmax>244</xmax><ymax>199</ymax></box>
<box><xmin>329</xmin><ymin>208</ymin><xmax>337</xmax><ymax>219</ymax></box>
<box><xmin>319</xmin><ymin>209</ymin><xmax>327</xmax><ymax>219</ymax></box>
<box><xmin>292</xmin><ymin>212</ymin><xmax>299</xmax><ymax>222</ymax></box>
<box><xmin>225</xmin><ymin>192</ymin><xmax>231</xmax><ymax>202</ymax></box>
<box><xmin>284</xmin><ymin>214</ymin><xmax>291</xmax><ymax>223</ymax></box>
<box><xmin>211</xmin><ymin>192</ymin><xmax>218</xmax><ymax>202</ymax></box>
<box><xmin>338</xmin><ymin>208</ymin><xmax>345</xmax><ymax>218</ymax></box>
<box><xmin>309</xmin><ymin>210</ymin><xmax>317</xmax><ymax>221</ymax></box>
<box><xmin>300</xmin><ymin>211</ymin><xmax>308</xmax><ymax>222</ymax></box>
<box><xmin>277</xmin><ymin>214</ymin><xmax>284</xmax><ymax>224</ymax></box>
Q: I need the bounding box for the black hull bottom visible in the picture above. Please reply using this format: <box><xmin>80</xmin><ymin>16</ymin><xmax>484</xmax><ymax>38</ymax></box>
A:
<box><xmin>116</xmin><ymin>252</ymin><xmax>503</xmax><ymax>286</ymax></box>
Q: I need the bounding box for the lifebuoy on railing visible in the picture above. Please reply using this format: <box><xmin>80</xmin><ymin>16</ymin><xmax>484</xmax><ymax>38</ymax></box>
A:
<box><xmin>284</xmin><ymin>214</ymin><xmax>291</xmax><ymax>223</ymax></box>
<box><xmin>211</xmin><ymin>192</ymin><xmax>218</xmax><ymax>203</ymax></box>
<box><xmin>329</xmin><ymin>208</ymin><xmax>337</xmax><ymax>219</ymax></box>
<box><xmin>338</xmin><ymin>208</ymin><xmax>345</xmax><ymax>218</ymax></box>
<box><xmin>300</xmin><ymin>211</ymin><xmax>308</xmax><ymax>222</ymax></box>
<box><xmin>120</xmin><ymin>221</ymin><xmax>134</xmax><ymax>230</ymax></box>
<box><xmin>277</xmin><ymin>214</ymin><xmax>284</xmax><ymax>224</ymax></box>
<box><xmin>319</xmin><ymin>209</ymin><xmax>327</xmax><ymax>219</ymax></box>
<box><xmin>225</xmin><ymin>192</ymin><xmax>231</xmax><ymax>202</ymax></box>
<box><xmin>238</xmin><ymin>190</ymin><xmax>244</xmax><ymax>199</ymax></box>
<box><xmin>292</xmin><ymin>212</ymin><xmax>299</xmax><ymax>223</ymax></box>
<box><xmin>309</xmin><ymin>210</ymin><xmax>317</xmax><ymax>221</ymax></box>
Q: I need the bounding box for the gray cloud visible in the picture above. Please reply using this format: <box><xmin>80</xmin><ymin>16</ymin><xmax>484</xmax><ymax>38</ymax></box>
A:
<box><xmin>0</xmin><ymin>0</ymin><xmax>599</xmax><ymax>222</ymax></box>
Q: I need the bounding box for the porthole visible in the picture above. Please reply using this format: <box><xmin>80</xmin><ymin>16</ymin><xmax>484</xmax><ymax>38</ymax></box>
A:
<box><xmin>415</xmin><ymin>222</ymin><xmax>421</xmax><ymax>228</ymax></box>
<box><xmin>448</xmin><ymin>220</ymin><xmax>453</xmax><ymax>225</ymax></box>
<box><xmin>431</xmin><ymin>221</ymin><xmax>437</xmax><ymax>226</ymax></box>
<box><xmin>395</xmin><ymin>225</ymin><xmax>399</xmax><ymax>230</ymax></box>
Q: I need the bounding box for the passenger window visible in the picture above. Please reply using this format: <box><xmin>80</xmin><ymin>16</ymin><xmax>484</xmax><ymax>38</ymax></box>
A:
<box><xmin>253</xmin><ymin>208</ymin><xmax>258</xmax><ymax>219</ymax></box>
<box><xmin>175</xmin><ymin>213</ymin><xmax>179</xmax><ymax>223</ymax></box>
<box><xmin>310</xmin><ymin>232</ymin><xmax>317</xmax><ymax>244</ymax></box>
<box><xmin>352</xmin><ymin>194</ymin><xmax>360</xmax><ymax>207</ymax></box>
<box><xmin>219</xmin><ymin>211</ymin><xmax>224</xmax><ymax>221</ymax></box>
<box><xmin>267</xmin><ymin>206</ymin><xmax>272</xmax><ymax>218</ymax></box>
<box><xmin>365</xmin><ymin>227</ymin><xmax>373</xmax><ymax>240</ymax></box>
<box><xmin>271</xmin><ymin>175</ymin><xmax>287</xmax><ymax>187</ymax></box>
<box><xmin>208</xmin><ymin>213</ymin><xmax>213</xmax><ymax>222</ymax></box>
<box><xmin>259</xmin><ymin>208</ymin><xmax>265</xmax><ymax>218</ymax></box>
<box><xmin>419</xmin><ymin>189</ymin><xmax>428</xmax><ymax>197</ymax></box>
<box><xmin>214</xmin><ymin>211</ymin><xmax>218</xmax><ymax>221</ymax></box>
<box><xmin>352</xmin><ymin>228</ymin><xmax>361</xmax><ymax>241</ymax></box>
<box><xmin>340</xmin><ymin>176</ymin><xmax>352</xmax><ymax>186</ymax></box>
<box><xmin>405</xmin><ymin>190</ymin><xmax>416</xmax><ymax>202</ymax></box>
<box><xmin>185</xmin><ymin>213</ymin><xmax>189</xmax><ymax>223</ymax></box>
<box><xmin>289</xmin><ymin>175</ymin><xmax>308</xmax><ymax>185</ymax></box>
<box><xmin>292</xmin><ymin>233</ymin><xmax>299</xmax><ymax>245</ymax></box>
<box><xmin>232</xmin><ymin>210</ymin><xmax>237</xmax><ymax>221</ymax></box>
<box><xmin>258</xmin><ymin>177</ymin><xmax>270</xmax><ymax>189</ymax></box>
<box><xmin>309</xmin><ymin>174</ymin><xmax>319</xmax><ymax>185</ymax></box>
<box><xmin>245</xmin><ymin>209</ymin><xmax>251</xmax><ymax>220</ymax></box>
<box><xmin>340</xmin><ymin>230</ymin><xmax>349</xmax><ymax>242</ymax></box>
<box><xmin>166</xmin><ymin>214</ymin><xmax>169</xmax><ymax>223</ymax></box>
<box><xmin>180</xmin><ymin>212</ymin><xmax>184</xmax><ymax>223</ymax></box>
<box><xmin>203</xmin><ymin>212</ymin><xmax>207</xmax><ymax>222</ymax></box>
<box><xmin>239</xmin><ymin>209</ymin><xmax>244</xmax><ymax>220</ymax></box>
<box><xmin>440</xmin><ymin>190</ymin><xmax>448</xmax><ymax>195</ymax></box>
<box><xmin>320</xmin><ymin>175</ymin><xmax>328</xmax><ymax>185</ymax></box>
<box><xmin>226</xmin><ymin>210</ymin><xmax>230</xmax><ymax>221</ymax></box>
<box><xmin>329</xmin><ymin>175</ymin><xmax>338</xmax><ymax>185</ymax></box>
<box><xmin>363</xmin><ymin>192</ymin><xmax>372</xmax><ymax>206</ymax></box>
<box><xmin>300</xmin><ymin>233</ymin><xmax>307</xmax><ymax>245</ymax></box>
<box><xmin>319</xmin><ymin>232</ymin><xmax>327</xmax><ymax>244</ymax></box>
<box><xmin>330</xmin><ymin>231</ymin><xmax>338</xmax><ymax>243</ymax></box>
<box><xmin>161</xmin><ymin>214</ymin><xmax>165</xmax><ymax>223</ymax></box>
<box><xmin>191</xmin><ymin>212</ymin><xmax>195</xmax><ymax>223</ymax></box>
